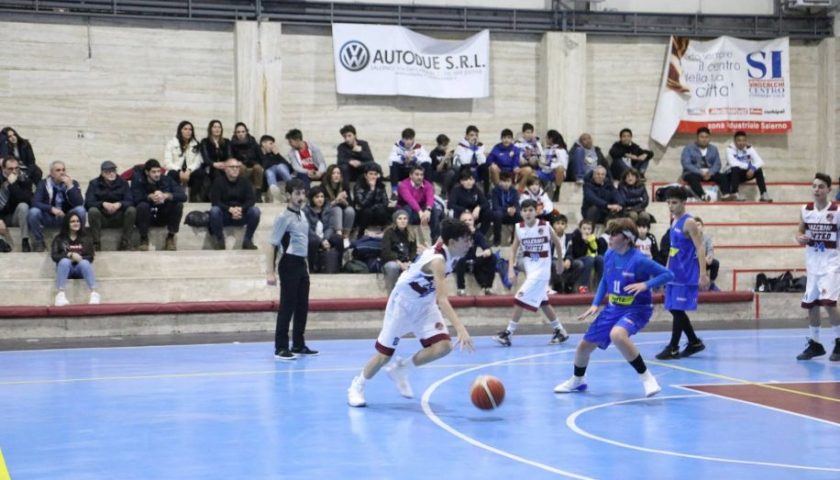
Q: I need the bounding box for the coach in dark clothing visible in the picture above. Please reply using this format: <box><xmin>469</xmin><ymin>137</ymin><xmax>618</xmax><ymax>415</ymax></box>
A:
<box><xmin>132</xmin><ymin>159</ymin><xmax>186</xmax><ymax>251</ymax></box>
<box><xmin>581</xmin><ymin>165</ymin><xmax>621</xmax><ymax>224</ymax></box>
<box><xmin>85</xmin><ymin>161</ymin><xmax>136</xmax><ymax>251</ymax></box>
<box><xmin>448</xmin><ymin>168</ymin><xmax>492</xmax><ymax>236</ymax></box>
<box><xmin>208</xmin><ymin>158</ymin><xmax>260</xmax><ymax>250</ymax></box>
<box><xmin>337</xmin><ymin>124</ymin><xmax>375</xmax><ymax>182</ymax></box>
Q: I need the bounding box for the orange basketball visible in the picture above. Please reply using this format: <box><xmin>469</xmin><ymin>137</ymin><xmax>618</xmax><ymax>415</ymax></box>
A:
<box><xmin>470</xmin><ymin>375</ymin><xmax>505</xmax><ymax>410</ymax></box>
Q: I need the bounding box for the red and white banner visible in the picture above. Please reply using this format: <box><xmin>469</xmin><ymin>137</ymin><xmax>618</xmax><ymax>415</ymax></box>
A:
<box><xmin>650</xmin><ymin>36</ymin><xmax>791</xmax><ymax>146</ymax></box>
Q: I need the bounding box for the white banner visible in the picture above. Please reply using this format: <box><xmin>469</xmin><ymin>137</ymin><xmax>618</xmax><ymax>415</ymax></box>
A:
<box><xmin>650</xmin><ymin>36</ymin><xmax>791</xmax><ymax>146</ymax></box>
<box><xmin>332</xmin><ymin>23</ymin><xmax>490</xmax><ymax>99</ymax></box>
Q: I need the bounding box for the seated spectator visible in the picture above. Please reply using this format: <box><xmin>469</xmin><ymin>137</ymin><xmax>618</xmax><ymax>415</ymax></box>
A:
<box><xmin>490</xmin><ymin>171</ymin><xmax>521</xmax><ymax>247</ymax></box>
<box><xmin>388</xmin><ymin>128</ymin><xmax>431</xmax><ymax>197</ymax></box>
<box><xmin>337</xmin><ymin>124</ymin><xmax>375</xmax><ymax>183</ymax></box>
<box><xmin>515</xmin><ymin>123</ymin><xmax>544</xmax><ymax>177</ymax></box>
<box><xmin>353</xmin><ymin>163</ymin><xmax>391</xmax><ymax>235</ymax></box>
<box><xmin>681</xmin><ymin>127</ymin><xmax>730</xmax><ymax>201</ymax></box>
<box><xmin>616</xmin><ymin>168</ymin><xmax>652</xmax><ymax>224</ymax></box>
<box><xmin>549</xmin><ymin>214</ymin><xmax>576</xmax><ymax>294</ymax></box>
<box><xmin>609</xmin><ymin>128</ymin><xmax>654</xmax><ymax>179</ymax></box>
<box><xmin>1</xmin><ymin>127</ymin><xmax>42</xmax><ymax>186</ymax></box>
<box><xmin>520</xmin><ymin>176</ymin><xmax>554</xmax><ymax>220</ymax></box>
<box><xmin>569</xmin><ymin>133</ymin><xmax>609</xmax><ymax>184</ymax></box>
<box><xmin>452</xmin><ymin>125</ymin><xmax>488</xmax><ymax>192</ymax></box>
<box><xmin>566</xmin><ymin>218</ymin><xmax>605</xmax><ymax>293</ymax></box>
<box><xmin>429</xmin><ymin>134</ymin><xmax>457</xmax><ymax>196</ymax></box>
<box><xmin>455</xmin><ymin>210</ymin><xmax>496</xmax><ymax>296</ymax></box>
<box><xmin>581</xmin><ymin>165</ymin><xmax>621</xmax><ymax>224</ymax></box>
<box><xmin>634</xmin><ymin>216</ymin><xmax>660</xmax><ymax>261</ymax></box>
<box><xmin>208</xmin><ymin>158</ymin><xmax>260</xmax><ymax>250</ymax></box>
<box><xmin>51</xmin><ymin>211</ymin><xmax>98</xmax><ymax>306</ymax></box>
<box><xmin>322</xmin><ymin>164</ymin><xmax>356</xmax><ymax>245</ymax></box>
<box><xmin>303</xmin><ymin>186</ymin><xmax>344</xmax><ymax>273</ymax></box>
<box><xmin>197</xmin><ymin>119</ymin><xmax>231</xmax><ymax>201</ymax></box>
<box><xmin>541</xmin><ymin>129</ymin><xmax>569</xmax><ymax>202</ymax></box>
<box><xmin>381</xmin><ymin>210</ymin><xmax>417</xmax><ymax>293</ymax></box>
<box><xmin>448</xmin><ymin>168</ymin><xmax>492</xmax><ymax>237</ymax></box>
<box><xmin>259</xmin><ymin>135</ymin><xmax>293</xmax><ymax>203</ymax></box>
<box><xmin>0</xmin><ymin>156</ymin><xmax>33</xmax><ymax>251</ymax></box>
<box><xmin>230</xmin><ymin>123</ymin><xmax>264</xmax><ymax>197</ymax></box>
<box><xmin>85</xmin><ymin>161</ymin><xmax>136</xmax><ymax>251</ymax></box>
<box><xmin>726</xmin><ymin>130</ymin><xmax>772</xmax><ymax>202</ymax></box>
<box><xmin>28</xmin><ymin>161</ymin><xmax>86</xmax><ymax>252</ymax></box>
<box><xmin>397</xmin><ymin>165</ymin><xmax>442</xmax><ymax>242</ymax></box>
<box><xmin>132</xmin><ymin>159</ymin><xmax>186</xmax><ymax>251</ymax></box>
<box><xmin>286</xmin><ymin>128</ymin><xmax>326</xmax><ymax>188</ymax></box>
<box><xmin>487</xmin><ymin>129</ymin><xmax>525</xmax><ymax>188</ymax></box>
<box><xmin>694</xmin><ymin>217</ymin><xmax>720</xmax><ymax>291</ymax></box>
<box><xmin>164</xmin><ymin>121</ymin><xmax>204</xmax><ymax>202</ymax></box>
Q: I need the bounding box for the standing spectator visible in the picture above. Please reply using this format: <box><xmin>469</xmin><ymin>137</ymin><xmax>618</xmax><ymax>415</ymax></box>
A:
<box><xmin>322</xmin><ymin>164</ymin><xmax>356</xmax><ymax>246</ymax></box>
<box><xmin>28</xmin><ymin>161</ymin><xmax>86</xmax><ymax>252</ymax></box>
<box><xmin>582</xmin><ymin>165</ymin><xmax>621</xmax><ymax>224</ymax></box>
<box><xmin>567</xmin><ymin>219</ymin><xmax>606</xmax><ymax>293</ymax></box>
<box><xmin>303</xmin><ymin>186</ymin><xmax>344</xmax><ymax>274</ymax></box>
<box><xmin>388</xmin><ymin>128</ymin><xmax>431</xmax><ymax>197</ymax></box>
<box><xmin>353</xmin><ymin>164</ymin><xmax>391</xmax><ymax>235</ymax></box>
<box><xmin>681</xmin><ymin>127</ymin><xmax>730</xmax><ymax>201</ymax></box>
<box><xmin>693</xmin><ymin>217</ymin><xmax>720</xmax><ymax>291</ymax></box>
<box><xmin>337</xmin><ymin>124</ymin><xmax>375</xmax><ymax>183</ymax></box>
<box><xmin>286</xmin><ymin>128</ymin><xmax>326</xmax><ymax>187</ymax></box>
<box><xmin>452</xmin><ymin>125</ymin><xmax>487</xmax><ymax>191</ymax></box>
<box><xmin>208</xmin><ymin>158</ymin><xmax>260</xmax><ymax>250</ymax></box>
<box><xmin>197</xmin><ymin>119</ymin><xmax>231</xmax><ymax>201</ymax></box>
<box><xmin>230</xmin><ymin>123</ymin><xmax>264</xmax><ymax>197</ymax></box>
<box><xmin>541</xmin><ymin>130</ymin><xmax>569</xmax><ymax>202</ymax></box>
<box><xmin>515</xmin><ymin>123</ymin><xmax>544</xmax><ymax>176</ymax></box>
<box><xmin>397</xmin><ymin>165</ymin><xmax>442</xmax><ymax>242</ymax></box>
<box><xmin>634</xmin><ymin>217</ymin><xmax>660</xmax><ymax>262</ymax></box>
<box><xmin>490</xmin><ymin>171</ymin><xmax>521</xmax><ymax>247</ymax></box>
<box><xmin>487</xmin><ymin>129</ymin><xmax>525</xmax><ymax>188</ymax></box>
<box><xmin>448</xmin><ymin>168</ymin><xmax>492</xmax><ymax>237</ymax></box>
<box><xmin>132</xmin><ymin>159</ymin><xmax>186</xmax><ymax>252</ymax></box>
<box><xmin>51</xmin><ymin>211</ymin><xmax>99</xmax><ymax>306</ymax></box>
<box><xmin>0</xmin><ymin>156</ymin><xmax>33</xmax><ymax>251</ymax></box>
<box><xmin>609</xmin><ymin>128</ymin><xmax>654</xmax><ymax>179</ymax></box>
<box><xmin>569</xmin><ymin>133</ymin><xmax>609</xmax><ymax>184</ymax></box>
<box><xmin>259</xmin><ymin>135</ymin><xmax>293</xmax><ymax>203</ymax></box>
<box><xmin>455</xmin><ymin>210</ymin><xmax>496</xmax><ymax>296</ymax></box>
<box><xmin>549</xmin><ymin>214</ymin><xmax>576</xmax><ymax>294</ymax></box>
<box><xmin>616</xmin><ymin>168</ymin><xmax>651</xmax><ymax>224</ymax></box>
<box><xmin>429</xmin><ymin>134</ymin><xmax>456</xmax><ymax>197</ymax></box>
<box><xmin>164</xmin><ymin>121</ymin><xmax>203</xmax><ymax>202</ymax></box>
<box><xmin>1</xmin><ymin>127</ymin><xmax>42</xmax><ymax>185</ymax></box>
<box><xmin>726</xmin><ymin>131</ymin><xmax>772</xmax><ymax>202</ymax></box>
<box><xmin>381</xmin><ymin>210</ymin><xmax>417</xmax><ymax>293</ymax></box>
<box><xmin>85</xmin><ymin>161</ymin><xmax>136</xmax><ymax>251</ymax></box>
<box><xmin>520</xmin><ymin>177</ymin><xmax>554</xmax><ymax>221</ymax></box>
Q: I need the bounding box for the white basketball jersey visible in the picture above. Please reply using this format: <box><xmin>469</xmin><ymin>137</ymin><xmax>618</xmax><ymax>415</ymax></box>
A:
<box><xmin>393</xmin><ymin>241</ymin><xmax>459</xmax><ymax>301</ymax></box>
<box><xmin>516</xmin><ymin>220</ymin><xmax>552</xmax><ymax>272</ymax></box>
<box><xmin>801</xmin><ymin>201</ymin><xmax>840</xmax><ymax>275</ymax></box>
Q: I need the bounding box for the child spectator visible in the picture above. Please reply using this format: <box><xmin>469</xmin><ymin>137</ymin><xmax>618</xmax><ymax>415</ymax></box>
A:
<box><xmin>388</xmin><ymin>128</ymin><xmax>431</xmax><ymax>197</ymax></box>
<box><xmin>448</xmin><ymin>168</ymin><xmax>492</xmax><ymax>237</ymax></box>
<box><xmin>520</xmin><ymin>177</ymin><xmax>554</xmax><ymax>220</ymax></box>
<box><xmin>609</xmin><ymin>128</ymin><xmax>654</xmax><ymax>179</ymax></box>
<box><xmin>694</xmin><ymin>217</ymin><xmax>720</xmax><ymax>291</ymax></box>
<box><xmin>489</xmin><ymin>171</ymin><xmax>520</xmax><ymax>247</ymax></box>
<box><xmin>567</xmin><ymin>218</ymin><xmax>605</xmax><ymax>293</ymax></box>
<box><xmin>455</xmin><ymin>210</ymin><xmax>496</xmax><ymax>296</ymax></box>
<box><xmin>725</xmin><ymin>130</ymin><xmax>772</xmax><ymax>202</ymax></box>
<box><xmin>452</xmin><ymin>125</ymin><xmax>488</xmax><ymax>191</ymax></box>
<box><xmin>487</xmin><ymin>129</ymin><xmax>524</xmax><ymax>187</ymax></box>
<box><xmin>616</xmin><ymin>168</ymin><xmax>652</xmax><ymax>224</ymax></box>
<box><xmin>549</xmin><ymin>214</ymin><xmax>576</xmax><ymax>294</ymax></box>
<box><xmin>634</xmin><ymin>216</ymin><xmax>660</xmax><ymax>261</ymax></box>
<box><xmin>428</xmin><ymin>134</ymin><xmax>456</xmax><ymax>197</ymax></box>
<box><xmin>380</xmin><ymin>210</ymin><xmax>417</xmax><ymax>293</ymax></box>
<box><xmin>541</xmin><ymin>129</ymin><xmax>569</xmax><ymax>202</ymax></box>
<box><xmin>51</xmin><ymin>211</ymin><xmax>99</xmax><ymax>306</ymax></box>
<box><xmin>260</xmin><ymin>135</ymin><xmax>293</xmax><ymax>203</ymax></box>
<box><xmin>286</xmin><ymin>128</ymin><xmax>326</xmax><ymax>187</ymax></box>
<box><xmin>336</xmin><ymin>124</ymin><xmax>375</xmax><ymax>183</ymax></box>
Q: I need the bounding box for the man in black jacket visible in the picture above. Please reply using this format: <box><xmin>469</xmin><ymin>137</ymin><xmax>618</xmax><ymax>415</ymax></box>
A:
<box><xmin>582</xmin><ymin>165</ymin><xmax>622</xmax><ymax>225</ymax></box>
<box><xmin>208</xmin><ymin>158</ymin><xmax>260</xmax><ymax>250</ymax></box>
<box><xmin>337</xmin><ymin>124</ymin><xmax>375</xmax><ymax>183</ymax></box>
<box><xmin>448</xmin><ymin>168</ymin><xmax>492</xmax><ymax>237</ymax></box>
<box><xmin>132</xmin><ymin>159</ymin><xmax>186</xmax><ymax>251</ymax></box>
<box><xmin>85</xmin><ymin>161</ymin><xmax>136</xmax><ymax>250</ymax></box>
<box><xmin>0</xmin><ymin>156</ymin><xmax>33</xmax><ymax>251</ymax></box>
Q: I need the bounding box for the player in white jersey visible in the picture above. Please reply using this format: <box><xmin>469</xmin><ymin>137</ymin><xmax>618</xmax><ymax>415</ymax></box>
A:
<box><xmin>348</xmin><ymin>219</ymin><xmax>475</xmax><ymax>407</ymax></box>
<box><xmin>493</xmin><ymin>199</ymin><xmax>569</xmax><ymax>347</ymax></box>
<box><xmin>795</xmin><ymin>173</ymin><xmax>840</xmax><ymax>362</ymax></box>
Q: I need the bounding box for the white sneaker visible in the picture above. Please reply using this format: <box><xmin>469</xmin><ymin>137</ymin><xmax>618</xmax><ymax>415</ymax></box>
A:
<box><xmin>89</xmin><ymin>292</ymin><xmax>101</xmax><ymax>305</ymax></box>
<box><xmin>641</xmin><ymin>372</ymin><xmax>661</xmax><ymax>397</ymax></box>
<box><xmin>54</xmin><ymin>291</ymin><xmax>70</xmax><ymax>307</ymax></box>
<box><xmin>553</xmin><ymin>376</ymin><xmax>587</xmax><ymax>393</ymax></box>
<box><xmin>347</xmin><ymin>375</ymin><xmax>367</xmax><ymax>407</ymax></box>
<box><xmin>385</xmin><ymin>357</ymin><xmax>414</xmax><ymax>398</ymax></box>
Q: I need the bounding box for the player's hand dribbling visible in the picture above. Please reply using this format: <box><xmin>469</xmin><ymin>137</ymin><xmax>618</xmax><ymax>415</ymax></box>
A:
<box><xmin>577</xmin><ymin>305</ymin><xmax>598</xmax><ymax>320</ymax></box>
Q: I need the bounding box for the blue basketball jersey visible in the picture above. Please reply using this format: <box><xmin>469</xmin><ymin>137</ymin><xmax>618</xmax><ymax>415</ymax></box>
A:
<box><xmin>668</xmin><ymin>213</ymin><xmax>699</xmax><ymax>286</ymax></box>
<box><xmin>601</xmin><ymin>249</ymin><xmax>667</xmax><ymax>308</ymax></box>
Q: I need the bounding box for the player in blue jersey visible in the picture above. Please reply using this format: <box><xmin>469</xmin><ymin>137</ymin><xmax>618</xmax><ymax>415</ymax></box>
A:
<box><xmin>554</xmin><ymin>218</ymin><xmax>674</xmax><ymax>397</ymax></box>
<box><xmin>656</xmin><ymin>187</ymin><xmax>710</xmax><ymax>360</ymax></box>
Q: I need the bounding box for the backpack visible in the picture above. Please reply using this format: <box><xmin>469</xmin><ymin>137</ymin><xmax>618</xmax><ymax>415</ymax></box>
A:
<box><xmin>341</xmin><ymin>259</ymin><xmax>370</xmax><ymax>273</ymax></box>
<box><xmin>184</xmin><ymin>210</ymin><xmax>210</xmax><ymax>228</ymax></box>
<box><xmin>655</xmin><ymin>184</ymin><xmax>691</xmax><ymax>202</ymax></box>
<box><xmin>771</xmin><ymin>271</ymin><xmax>794</xmax><ymax>293</ymax></box>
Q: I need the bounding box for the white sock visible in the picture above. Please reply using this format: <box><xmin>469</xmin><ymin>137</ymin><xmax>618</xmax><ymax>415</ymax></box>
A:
<box><xmin>507</xmin><ymin>321</ymin><xmax>518</xmax><ymax>334</ymax></box>
<box><xmin>549</xmin><ymin>318</ymin><xmax>564</xmax><ymax>332</ymax></box>
<box><xmin>357</xmin><ymin>371</ymin><xmax>367</xmax><ymax>384</ymax></box>
<box><xmin>809</xmin><ymin>326</ymin><xmax>820</xmax><ymax>343</ymax></box>
<box><xmin>639</xmin><ymin>370</ymin><xmax>654</xmax><ymax>381</ymax></box>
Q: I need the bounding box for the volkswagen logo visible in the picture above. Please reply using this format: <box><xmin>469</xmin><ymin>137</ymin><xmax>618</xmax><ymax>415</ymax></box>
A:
<box><xmin>339</xmin><ymin>40</ymin><xmax>370</xmax><ymax>72</ymax></box>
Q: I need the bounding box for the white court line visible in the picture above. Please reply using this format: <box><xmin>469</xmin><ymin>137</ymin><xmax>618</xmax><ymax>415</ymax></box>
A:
<box><xmin>566</xmin><ymin>395</ymin><xmax>840</xmax><ymax>473</ymax></box>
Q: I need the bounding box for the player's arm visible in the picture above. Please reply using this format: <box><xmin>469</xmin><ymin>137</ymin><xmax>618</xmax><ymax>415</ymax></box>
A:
<box><xmin>578</xmin><ymin>272</ymin><xmax>606</xmax><ymax>320</ymax></box>
<box><xmin>624</xmin><ymin>257</ymin><xmax>674</xmax><ymax>294</ymax></box>
<box><xmin>431</xmin><ymin>258</ymin><xmax>474</xmax><ymax>352</ymax></box>
<box><xmin>548</xmin><ymin>227</ymin><xmax>565</xmax><ymax>274</ymax></box>
<box><xmin>508</xmin><ymin>231</ymin><xmax>520</xmax><ymax>276</ymax></box>
<box><xmin>795</xmin><ymin>218</ymin><xmax>808</xmax><ymax>245</ymax></box>
<box><xmin>265</xmin><ymin>216</ymin><xmax>289</xmax><ymax>285</ymax></box>
<box><xmin>684</xmin><ymin>218</ymin><xmax>710</xmax><ymax>289</ymax></box>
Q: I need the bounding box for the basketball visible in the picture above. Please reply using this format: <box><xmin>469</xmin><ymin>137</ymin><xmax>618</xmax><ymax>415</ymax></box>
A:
<box><xmin>470</xmin><ymin>375</ymin><xmax>505</xmax><ymax>410</ymax></box>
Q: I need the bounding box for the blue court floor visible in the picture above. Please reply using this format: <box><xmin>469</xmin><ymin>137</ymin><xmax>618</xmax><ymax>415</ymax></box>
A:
<box><xmin>1</xmin><ymin>328</ymin><xmax>839</xmax><ymax>480</ymax></box>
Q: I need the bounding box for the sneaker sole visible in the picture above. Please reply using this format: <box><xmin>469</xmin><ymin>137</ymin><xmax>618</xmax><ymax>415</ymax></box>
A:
<box><xmin>680</xmin><ymin>345</ymin><xmax>705</xmax><ymax>358</ymax></box>
<box><xmin>796</xmin><ymin>353</ymin><xmax>825</xmax><ymax>360</ymax></box>
<box><xmin>274</xmin><ymin>355</ymin><xmax>298</xmax><ymax>361</ymax></box>
<box><xmin>554</xmin><ymin>384</ymin><xmax>587</xmax><ymax>394</ymax></box>
<box><xmin>645</xmin><ymin>387</ymin><xmax>662</xmax><ymax>398</ymax></box>
<box><xmin>492</xmin><ymin>338</ymin><xmax>512</xmax><ymax>347</ymax></box>
<box><xmin>549</xmin><ymin>336</ymin><xmax>570</xmax><ymax>345</ymax></box>
<box><xmin>292</xmin><ymin>352</ymin><xmax>320</xmax><ymax>356</ymax></box>
<box><xmin>347</xmin><ymin>401</ymin><xmax>367</xmax><ymax>408</ymax></box>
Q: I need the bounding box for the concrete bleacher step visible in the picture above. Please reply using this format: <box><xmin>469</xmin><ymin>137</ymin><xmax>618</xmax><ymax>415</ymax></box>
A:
<box><xmin>702</xmin><ymin>223</ymin><xmax>799</xmax><ymax>245</ymax></box>
<box><xmin>648</xmin><ymin>181</ymin><xmax>811</xmax><ymax>204</ymax></box>
<box><xmin>647</xmin><ymin>202</ymin><xmax>802</xmax><ymax>223</ymax></box>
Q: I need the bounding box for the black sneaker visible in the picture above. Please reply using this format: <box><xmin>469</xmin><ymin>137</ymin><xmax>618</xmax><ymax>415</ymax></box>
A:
<box><xmin>549</xmin><ymin>328</ymin><xmax>569</xmax><ymax>344</ymax></box>
<box><xmin>274</xmin><ymin>348</ymin><xmax>297</xmax><ymax>361</ymax></box>
<box><xmin>21</xmin><ymin>238</ymin><xmax>31</xmax><ymax>252</ymax></box>
<box><xmin>655</xmin><ymin>345</ymin><xmax>680</xmax><ymax>360</ymax></box>
<box><xmin>492</xmin><ymin>330</ymin><xmax>512</xmax><ymax>347</ymax></box>
<box><xmin>796</xmin><ymin>339</ymin><xmax>826</xmax><ymax>360</ymax></box>
<box><xmin>831</xmin><ymin>339</ymin><xmax>840</xmax><ymax>362</ymax></box>
<box><xmin>680</xmin><ymin>339</ymin><xmax>705</xmax><ymax>358</ymax></box>
<box><xmin>33</xmin><ymin>240</ymin><xmax>46</xmax><ymax>253</ymax></box>
<box><xmin>291</xmin><ymin>345</ymin><xmax>319</xmax><ymax>356</ymax></box>
<box><xmin>242</xmin><ymin>240</ymin><xmax>258</xmax><ymax>250</ymax></box>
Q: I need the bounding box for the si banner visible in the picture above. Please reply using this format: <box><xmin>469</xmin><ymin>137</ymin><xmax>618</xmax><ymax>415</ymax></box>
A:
<box><xmin>332</xmin><ymin>23</ymin><xmax>490</xmax><ymax>99</ymax></box>
<box><xmin>650</xmin><ymin>36</ymin><xmax>791</xmax><ymax>146</ymax></box>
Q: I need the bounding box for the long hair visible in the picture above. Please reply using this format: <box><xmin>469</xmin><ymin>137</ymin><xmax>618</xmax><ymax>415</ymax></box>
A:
<box><xmin>205</xmin><ymin>120</ymin><xmax>224</xmax><ymax>142</ymax></box>
<box><xmin>59</xmin><ymin>211</ymin><xmax>88</xmax><ymax>239</ymax></box>
<box><xmin>546</xmin><ymin>130</ymin><xmax>567</xmax><ymax>150</ymax></box>
<box><xmin>175</xmin><ymin>120</ymin><xmax>197</xmax><ymax>154</ymax></box>
<box><xmin>322</xmin><ymin>164</ymin><xmax>348</xmax><ymax>201</ymax></box>
<box><xmin>1</xmin><ymin>127</ymin><xmax>30</xmax><ymax>148</ymax></box>
<box><xmin>384</xmin><ymin>210</ymin><xmax>415</xmax><ymax>243</ymax></box>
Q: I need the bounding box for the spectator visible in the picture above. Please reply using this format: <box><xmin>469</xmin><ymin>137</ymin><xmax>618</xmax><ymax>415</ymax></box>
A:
<box><xmin>429</xmin><ymin>134</ymin><xmax>457</xmax><ymax>197</ymax></box>
<box><xmin>455</xmin><ymin>210</ymin><xmax>496</xmax><ymax>296</ymax></box>
<box><xmin>28</xmin><ymin>161</ymin><xmax>86</xmax><ymax>252</ymax></box>
<box><xmin>448</xmin><ymin>168</ymin><xmax>492</xmax><ymax>237</ymax></box>
<box><xmin>388</xmin><ymin>128</ymin><xmax>431</xmax><ymax>196</ymax></box>
<box><xmin>634</xmin><ymin>216</ymin><xmax>660</xmax><ymax>261</ymax></box>
<box><xmin>582</xmin><ymin>165</ymin><xmax>621</xmax><ymax>224</ymax></box>
<box><xmin>549</xmin><ymin>213</ymin><xmax>576</xmax><ymax>294</ymax></box>
<box><xmin>208</xmin><ymin>158</ymin><xmax>260</xmax><ymax>250</ymax></box>
<box><xmin>164</xmin><ymin>120</ymin><xmax>203</xmax><ymax>202</ymax></box>
<box><xmin>520</xmin><ymin>176</ymin><xmax>554</xmax><ymax>220</ymax></box>
<box><xmin>353</xmin><ymin>163</ymin><xmax>391</xmax><ymax>235</ymax></box>
<box><xmin>259</xmin><ymin>135</ymin><xmax>293</xmax><ymax>203</ymax></box>
<box><xmin>656</xmin><ymin>227</ymin><xmax>671</xmax><ymax>267</ymax></box>
<box><xmin>381</xmin><ymin>210</ymin><xmax>417</xmax><ymax>293</ymax></box>
<box><xmin>616</xmin><ymin>168</ymin><xmax>652</xmax><ymax>224</ymax></box>
<box><xmin>337</xmin><ymin>124</ymin><xmax>375</xmax><ymax>183</ymax></box>
<box><xmin>515</xmin><ymin>122</ymin><xmax>544</xmax><ymax>176</ymax></box>
<box><xmin>197</xmin><ymin>120</ymin><xmax>231</xmax><ymax>201</ymax></box>
<box><xmin>322</xmin><ymin>164</ymin><xmax>356</xmax><ymax>245</ymax></box>
<box><xmin>681</xmin><ymin>127</ymin><xmax>730</xmax><ymax>201</ymax></box>
<box><xmin>230</xmin><ymin>123</ymin><xmax>264</xmax><ymax>197</ymax></box>
<box><xmin>726</xmin><ymin>131</ymin><xmax>772</xmax><ymax>202</ymax></box>
<box><xmin>490</xmin><ymin>171</ymin><xmax>521</xmax><ymax>247</ymax></box>
<box><xmin>569</xmin><ymin>133</ymin><xmax>609</xmax><ymax>184</ymax></box>
<box><xmin>286</xmin><ymin>128</ymin><xmax>326</xmax><ymax>188</ymax></box>
<box><xmin>609</xmin><ymin>128</ymin><xmax>654</xmax><ymax>179</ymax></box>
<box><xmin>541</xmin><ymin>129</ymin><xmax>569</xmax><ymax>202</ymax></box>
<box><xmin>132</xmin><ymin>159</ymin><xmax>186</xmax><ymax>251</ymax></box>
<box><xmin>452</xmin><ymin>125</ymin><xmax>488</xmax><ymax>191</ymax></box>
<box><xmin>51</xmin><ymin>211</ymin><xmax>98</xmax><ymax>306</ymax></box>
<box><xmin>85</xmin><ymin>161</ymin><xmax>136</xmax><ymax>251</ymax></box>
<box><xmin>397</xmin><ymin>165</ymin><xmax>442</xmax><ymax>242</ymax></box>
<box><xmin>0</xmin><ymin>156</ymin><xmax>33</xmax><ymax>251</ymax></box>
<box><xmin>694</xmin><ymin>217</ymin><xmax>720</xmax><ymax>291</ymax></box>
<box><xmin>303</xmin><ymin>186</ymin><xmax>344</xmax><ymax>274</ymax></box>
<box><xmin>487</xmin><ymin>129</ymin><xmax>525</xmax><ymax>187</ymax></box>
<box><xmin>0</xmin><ymin>127</ymin><xmax>42</xmax><ymax>186</ymax></box>
<box><xmin>566</xmin><ymin>218</ymin><xmax>606</xmax><ymax>293</ymax></box>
